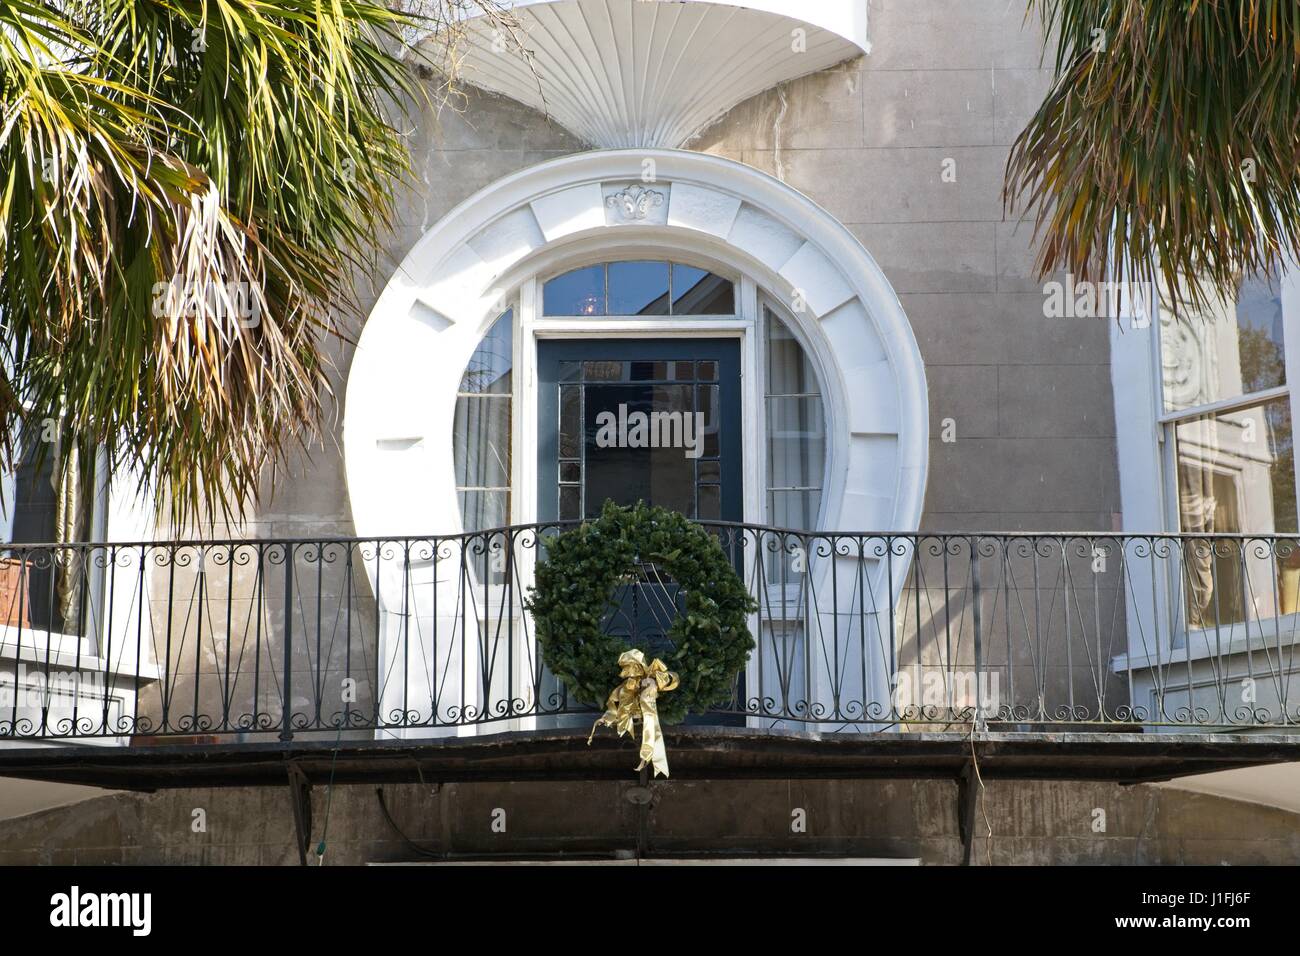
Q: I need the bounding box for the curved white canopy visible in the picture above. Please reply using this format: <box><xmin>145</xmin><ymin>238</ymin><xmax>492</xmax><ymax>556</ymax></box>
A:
<box><xmin>427</xmin><ymin>0</ymin><xmax>870</xmax><ymax>148</ymax></box>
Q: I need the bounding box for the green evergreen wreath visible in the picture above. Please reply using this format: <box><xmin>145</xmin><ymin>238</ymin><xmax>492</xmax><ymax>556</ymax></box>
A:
<box><xmin>526</xmin><ymin>501</ymin><xmax>757</xmax><ymax>725</ymax></box>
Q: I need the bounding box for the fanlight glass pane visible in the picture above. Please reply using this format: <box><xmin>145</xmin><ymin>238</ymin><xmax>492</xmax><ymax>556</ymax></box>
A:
<box><xmin>608</xmin><ymin>260</ymin><xmax>670</xmax><ymax>315</ymax></box>
<box><xmin>543</xmin><ymin>261</ymin><xmax>735</xmax><ymax>316</ymax></box>
<box><xmin>673</xmin><ymin>263</ymin><xmax>735</xmax><ymax>314</ymax></box>
<box><xmin>543</xmin><ymin>265</ymin><xmax>605</xmax><ymax>316</ymax></box>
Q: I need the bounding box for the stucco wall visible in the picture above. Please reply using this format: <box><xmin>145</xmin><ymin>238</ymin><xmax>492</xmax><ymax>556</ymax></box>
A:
<box><xmin>0</xmin><ymin>1</ymin><xmax>1160</xmax><ymax>858</ymax></box>
<box><xmin>0</xmin><ymin>777</ymin><xmax>1294</xmax><ymax>865</ymax></box>
<box><xmin>114</xmin><ymin>0</ymin><xmax>1129</xmax><ymax>769</ymax></box>
<box><xmin>691</xmin><ymin>0</ymin><xmax>1117</xmax><ymax>534</ymax></box>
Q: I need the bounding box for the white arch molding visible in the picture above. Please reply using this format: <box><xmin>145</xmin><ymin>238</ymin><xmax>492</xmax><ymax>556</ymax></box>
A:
<box><xmin>346</xmin><ymin>148</ymin><xmax>928</xmax><ymax>543</ymax></box>
<box><xmin>344</xmin><ymin>150</ymin><xmax>928</xmax><ymax>735</ymax></box>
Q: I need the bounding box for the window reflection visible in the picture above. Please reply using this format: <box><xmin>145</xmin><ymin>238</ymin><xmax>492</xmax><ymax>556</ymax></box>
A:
<box><xmin>1162</xmin><ymin>263</ymin><xmax>1298</xmax><ymax>629</ymax></box>
<box><xmin>608</xmin><ymin>261</ymin><xmax>670</xmax><ymax>315</ymax></box>
<box><xmin>673</xmin><ymin>263</ymin><xmax>735</xmax><ymax>314</ymax></box>
<box><xmin>1175</xmin><ymin>397</ymin><xmax>1297</xmax><ymax>626</ymax></box>
<box><xmin>543</xmin><ymin>265</ymin><xmax>604</xmax><ymax>317</ymax></box>
<box><xmin>1161</xmin><ymin>265</ymin><xmax>1285</xmax><ymax>413</ymax></box>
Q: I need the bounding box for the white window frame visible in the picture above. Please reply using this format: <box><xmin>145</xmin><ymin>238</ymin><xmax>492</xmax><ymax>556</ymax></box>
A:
<box><xmin>1112</xmin><ymin>255</ymin><xmax>1300</xmax><ymax>667</ymax></box>
<box><xmin>454</xmin><ymin>253</ymin><xmax>838</xmax><ymax>732</ymax></box>
<box><xmin>0</xmin><ymin>424</ymin><xmax>110</xmax><ymax>660</ymax></box>
<box><xmin>459</xmin><ymin>252</ymin><xmax>834</xmax><ymax>535</ymax></box>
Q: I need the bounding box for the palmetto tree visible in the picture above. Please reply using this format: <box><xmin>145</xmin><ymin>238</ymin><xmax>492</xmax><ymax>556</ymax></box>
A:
<box><xmin>0</xmin><ymin>0</ymin><xmax>510</xmax><ymax>526</ymax></box>
<box><xmin>1005</xmin><ymin>0</ymin><xmax>1300</xmax><ymax>309</ymax></box>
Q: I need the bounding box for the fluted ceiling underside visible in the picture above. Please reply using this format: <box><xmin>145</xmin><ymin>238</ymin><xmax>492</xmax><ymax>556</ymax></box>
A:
<box><xmin>441</xmin><ymin>0</ymin><xmax>868</xmax><ymax>149</ymax></box>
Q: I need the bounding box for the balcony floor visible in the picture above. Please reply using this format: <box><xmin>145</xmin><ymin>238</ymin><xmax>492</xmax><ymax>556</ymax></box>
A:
<box><xmin>1</xmin><ymin>728</ymin><xmax>1297</xmax><ymax>791</ymax></box>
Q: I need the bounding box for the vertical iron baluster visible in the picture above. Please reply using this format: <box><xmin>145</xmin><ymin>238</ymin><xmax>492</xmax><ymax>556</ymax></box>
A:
<box><xmin>1093</xmin><ymin>537</ymin><xmax>1103</xmax><ymax>720</ymax></box>
<box><xmin>431</xmin><ymin>537</ymin><xmax>440</xmax><ymax>727</ymax></box>
<box><xmin>102</xmin><ymin>546</ymin><xmax>116</xmax><ymax>735</ymax></box>
<box><xmin>71</xmin><ymin>544</ymin><xmax>88</xmax><ymax>736</ymax></box>
<box><xmin>280</xmin><ymin>544</ymin><xmax>294</xmax><ymax>742</ymax></box>
<box><xmin>857</xmin><ymin>535</ymin><xmax>867</xmax><ymax>725</ymax></box>
<box><xmin>371</xmin><ymin>542</ymin><xmax>381</xmax><ymax>730</ymax></box>
<box><xmin>801</xmin><ymin>533</ymin><xmax>813</xmax><ymax>719</ymax></box>
<box><xmin>833</xmin><ymin>535</ymin><xmax>844</xmax><ymax>719</ymax></box>
<box><xmin>315</xmin><ymin>544</ymin><xmax>324</xmax><ymax>730</ymax></box>
<box><xmin>941</xmin><ymin>537</ymin><xmax>953</xmax><ymax>717</ymax></box>
<box><xmin>162</xmin><ymin>546</ymin><xmax>175</xmax><ymax>734</ymax></box>
<box><xmin>401</xmin><ymin>541</ymin><xmax>411</xmax><ymax>726</ymax></box>
<box><xmin>344</xmin><ymin>544</ymin><xmax>354</xmax><ymax>731</ymax></box>
<box><xmin>971</xmin><ymin>536</ymin><xmax>983</xmax><ymax>725</ymax></box>
<box><xmin>193</xmin><ymin>546</ymin><xmax>205</xmax><ymax>733</ymax></box>
<box><xmin>252</xmin><ymin>544</ymin><xmax>264</xmax><ymax>733</ymax></box>
<box><xmin>1002</xmin><ymin>539</ymin><xmax>1014</xmax><ymax>724</ymax></box>
<box><xmin>135</xmin><ymin>546</ymin><xmax>145</xmax><ymax>734</ymax></box>
<box><xmin>506</xmin><ymin>530</ymin><xmax>515</xmax><ymax>719</ymax></box>
<box><xmin>42</xmin><ymin>546</ymin><xmax>56</xmax><ymax>736</ymax></box>
<box><xmin>1063</xmin><ymin>538</ymin><xmax>1074</xmax><ymax>720</ymax></box>
<box><xmin>223</xmin><ymin>545</ymin><xmax>234</xmax><ymax>731</ymax></box>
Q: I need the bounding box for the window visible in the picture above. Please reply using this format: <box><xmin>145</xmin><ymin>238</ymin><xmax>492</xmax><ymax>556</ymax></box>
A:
<box><xmin>453</xmin><ymin>311</ymin><xmax>513</xmax><ymax>533</ymax></box>
<box><xmin>1159</xmin><ymin>264</ymin><xmax>1297</xmax><ymax>626</ymax></box>
<box><xmin>543</xmin><ymin>261</ymin><xmax>735</xmax><ymax>316</ymax></box>
<box><xmin>765</xmin><ymin>305</ymin><xmax>825</xmax><ymax>530</ymax></box>
<box><xmin>0</xmin><ymin>433</ymin><xmax>103</xmax><ymax>638</ymax></box>
<box><xmin>453</xmin><ymin>282</ymin><xmax>829</xmax><ymax>537</ymax></box>
<box><xmin>554</xmin><ymin>357</ymin><xmax>722</xmax><ymax>521</ymax></box>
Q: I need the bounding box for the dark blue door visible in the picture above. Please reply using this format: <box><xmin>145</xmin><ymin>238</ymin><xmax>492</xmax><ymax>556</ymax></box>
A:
<box><xmin>537</xmin><ymin>339</ymin><xmax>742</xmax><ymax>523</ymax></box>
<box><xmin>537</xmin><ymin>339</ymin><xmax>745</xmax><ymax>722</ymax></box>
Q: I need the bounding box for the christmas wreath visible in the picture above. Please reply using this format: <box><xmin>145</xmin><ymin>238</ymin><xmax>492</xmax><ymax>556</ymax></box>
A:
<box><xmin>526</xmin><ymin>501</ymin><xmax>757</xmax><ymax>725</ymax></box>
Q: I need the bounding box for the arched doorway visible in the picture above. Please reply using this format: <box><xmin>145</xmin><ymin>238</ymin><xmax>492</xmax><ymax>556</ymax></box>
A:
<box><xmin>344</xmin><ymin>149</ymin><xmax>928</xmax><ymax>735</ymax></box>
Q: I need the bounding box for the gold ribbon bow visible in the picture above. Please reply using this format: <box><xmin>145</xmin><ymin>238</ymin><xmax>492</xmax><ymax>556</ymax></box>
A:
<box><xmin>587</xmin><ymin>649</ymin><xmax>680</xmax><ymax>777</ymax></box>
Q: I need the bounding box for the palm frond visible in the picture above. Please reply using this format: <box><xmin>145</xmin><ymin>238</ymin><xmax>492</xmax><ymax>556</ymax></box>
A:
<box><xmin>0</xmin><ymin>0</ymin><xmax>517</xmax><ymax>529</ymax></box>
<box><xmin>1004</xmin><ymin>0</ymin><xmax>1300</xmax><ymax>312</ymax></box>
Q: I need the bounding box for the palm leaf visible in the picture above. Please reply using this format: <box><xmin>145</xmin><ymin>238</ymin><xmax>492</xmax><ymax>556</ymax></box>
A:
<box><xmin>0</xmin><ymin>0</ymin><xmax>521</xmax><ymax>529</ymax></box>
<box><xmin>1004</xmin><ymin>0</ymin><xmax>1300</xmax><ymax>313</ymax></box>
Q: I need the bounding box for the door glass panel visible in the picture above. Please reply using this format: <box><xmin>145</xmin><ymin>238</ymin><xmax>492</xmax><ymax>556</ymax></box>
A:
<box><xmin>552</xmin><ymin>359</ymin><xmax>727</xmax><ymax>520</ymax></box>
<box><xmin>698</xmin><ymin>384</ymin><xmax>720</xmax><ymax>458</ymax></box>
<box><xmin>584</xmin><ymin>381</ymin><xmax>697</xmax><ymax>518</ymax></box>
<box><xmin>558</xmin><ymin>385</ymin><xmax>581</xmax><ymax>459</ymax></box>
<box><xmin>697</xmin><ymin>484</ymin><xmax>721</xmax><ymax>520</ymax></box>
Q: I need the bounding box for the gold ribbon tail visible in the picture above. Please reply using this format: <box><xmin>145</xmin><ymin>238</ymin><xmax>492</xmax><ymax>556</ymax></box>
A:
<box><xmin>635</xmin><ymin>679</ymin><xmax>670</xmax><ymax>777</ymax></box>
<box><xmin>585</xmin><ymin>649</ymin><xmax>679</xmax><ymax>777</ymax></box>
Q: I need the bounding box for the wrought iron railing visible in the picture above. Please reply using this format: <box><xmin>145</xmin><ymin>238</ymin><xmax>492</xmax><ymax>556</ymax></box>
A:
<box><xmin>1</xmin><ymin>527</ymin><xmax>1299</xmax><ymax>742</ymax></box>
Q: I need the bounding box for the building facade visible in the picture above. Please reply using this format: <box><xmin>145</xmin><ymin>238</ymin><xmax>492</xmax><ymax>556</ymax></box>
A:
<box><xmin>0</xmin><ymin>0</ymin><xmax>1298</xmax><ymax>864</ymax></box>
